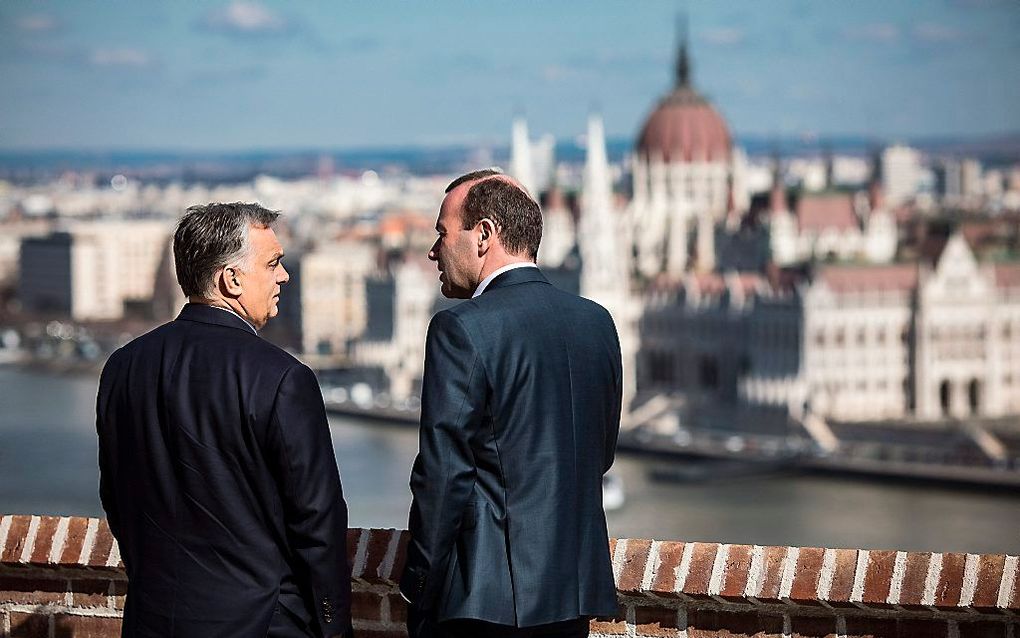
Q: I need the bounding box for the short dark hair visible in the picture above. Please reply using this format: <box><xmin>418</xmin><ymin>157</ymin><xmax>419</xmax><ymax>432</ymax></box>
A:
<box><xmin>173</xmin><ymin>202</ymin><xmax>280</xmax><ymax>297</ymax></box>
<box><xmin>445</xmin><ymin>170</ymin><xmax>543</xmax><ymax>259</ymax></box>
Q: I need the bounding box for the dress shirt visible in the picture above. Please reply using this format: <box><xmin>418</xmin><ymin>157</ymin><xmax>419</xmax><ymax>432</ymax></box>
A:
<box><xmin>472</xmin><ymin>262</ymin><xmax>538</xmax><ymax>298</ymax></box>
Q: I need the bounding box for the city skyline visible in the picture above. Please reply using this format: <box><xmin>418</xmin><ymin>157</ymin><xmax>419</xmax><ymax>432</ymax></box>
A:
<box><xmin>1</xmin><ymin>0</ymin><xmax>1019</xmax><ymax>152</ymax></box>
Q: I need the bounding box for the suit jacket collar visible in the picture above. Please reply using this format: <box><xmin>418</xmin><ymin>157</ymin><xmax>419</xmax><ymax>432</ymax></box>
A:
<box><xmin>176</xmin><ymin>302</ymin><xmax>258</xmax><ymax>335</ymax></box>
<box><xmin>481</xmin><ymin>266</ymin><xmax>550</xmax><ymax>294</ymax></box>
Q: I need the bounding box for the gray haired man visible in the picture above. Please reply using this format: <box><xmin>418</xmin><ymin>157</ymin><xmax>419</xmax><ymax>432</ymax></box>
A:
<box><xmin>96</xmin><ymin>203</ymin><xmax>353</xmax><ymax>637</ymax></box>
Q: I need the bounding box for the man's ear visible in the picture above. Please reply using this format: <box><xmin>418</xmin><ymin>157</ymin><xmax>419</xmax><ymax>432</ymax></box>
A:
<box><xmin>222</xmin><ymin>267</ymin><xmax>243</xmax><ymax>296</ymax></box>
<box><xmin>477</xmin><ymin>218</ymin><xmax>497</xmax><ymax>255</ymax></box>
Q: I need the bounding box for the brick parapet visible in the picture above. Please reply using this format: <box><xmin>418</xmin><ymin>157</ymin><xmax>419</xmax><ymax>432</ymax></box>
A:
<box><xmin>2</xmin><ymin>515</ymin><xmax>1017</xmax><ymax>637</ymax></box>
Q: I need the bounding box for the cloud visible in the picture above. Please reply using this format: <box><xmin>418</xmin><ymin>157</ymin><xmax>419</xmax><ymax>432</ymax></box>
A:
<box><xmin>197</xmin><ymin>1</ymin><xmax>293</xmax><ymax>36</ymax></box>
<box><xmin>701</xmin><ymin>27</ymin><xmax>746</xmax><ymax>47</ymax></box>
<box><xmin>89</xmin><ymin>48</ymin><xmax>154</xmax><ymax>68</ymax></box>
<box><xmin>913</xmin><ymin>23</ymin><xmax>962</xmax><ymax>42</ymax></box>
<box><xmin>844</xmin><ymin>23</ymin><xmax>900</xmax><ymax>43</ymax></box>
<box><xmin>16</xmin><ymin>14</ymin><xmax>61</xmax><ymax>33</ymax></box>
<box><xmin>541</xmin><ymin>64</ymin><xmax>577</xmax><ymax>83</ymax></box>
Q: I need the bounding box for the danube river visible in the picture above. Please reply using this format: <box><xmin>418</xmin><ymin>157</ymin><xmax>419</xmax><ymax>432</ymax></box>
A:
<box><xmin>1</xmin><ymin>366</ymin><xmax>1017</xmax><ymax>554</ymax></box>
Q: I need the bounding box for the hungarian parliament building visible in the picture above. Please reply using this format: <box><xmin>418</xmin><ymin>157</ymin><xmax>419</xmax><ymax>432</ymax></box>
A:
<box><xmin>510</xmin><ymin>38</ymin><xmax>1020</xmax><ymax>425</ymax></box>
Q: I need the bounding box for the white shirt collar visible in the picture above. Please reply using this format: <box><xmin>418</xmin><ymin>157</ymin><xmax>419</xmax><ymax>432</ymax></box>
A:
<box><xmin>209</xmin><ymin>305</ymin><xmax>258</xmax><ymax>334</ymax></box>
<box><xmin>472</xmin><ymin>262</ymin><xmax>538</xmax><ymax>298</ymax></box>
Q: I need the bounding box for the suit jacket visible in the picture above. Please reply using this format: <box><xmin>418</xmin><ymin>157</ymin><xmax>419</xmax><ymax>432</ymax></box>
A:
<box><xmin>400</xmin><ymin>267</ymin><xmax>622</xmax><ymax>627</ymax></box>
<box><xmin>96</xmin><ymin>303</ymin><xmax>351</xmax><ymax>637</ymax></box>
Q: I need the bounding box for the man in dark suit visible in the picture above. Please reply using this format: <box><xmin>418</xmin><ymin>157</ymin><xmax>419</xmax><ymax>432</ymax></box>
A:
<box><xmin>97</xmin><ymin>203</ymin><xmax>352</xmax><ymax>638</ymax></box>
<box><xmin>400</xmin><ymin>171</ymin><xmax>622</xmax><ymax>638</ymax></box>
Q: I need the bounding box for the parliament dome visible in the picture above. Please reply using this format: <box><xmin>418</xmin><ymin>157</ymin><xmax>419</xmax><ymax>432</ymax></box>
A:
<box><xmin>635</xmin><ymin>36</ymin><xmax>732</xmax><ymax>163</ymax></box>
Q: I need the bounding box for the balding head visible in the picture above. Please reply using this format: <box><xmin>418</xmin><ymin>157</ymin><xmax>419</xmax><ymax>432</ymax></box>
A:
<box><xmin>444</xmin><ymin>168</ymin><xmax>543</xmax><ymax>259</ymax></box>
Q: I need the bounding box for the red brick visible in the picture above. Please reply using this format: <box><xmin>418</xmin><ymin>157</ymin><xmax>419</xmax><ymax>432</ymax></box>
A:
<box><xmin>591</xmin><ymin>605</ymin><xmax>628</xmax><ymax>636</ymax></box>
<box><xmin>9</xmin><ymin>611</ymin><xmax>49</xmax><ymax>638</ymax></box>
<box><xmin>789</xmin><ymin>547</ymin><xmax>825</xmax><ymax>604</ymax></box>
<box><xmin>633</xmin><ymin>606</ymin><xmax>680</xmax><ymax>637</ymax></box>
<box><xmin>351</xmin><ymin>590</ymin><xmax>383</xmax><ymax>621</ymax></box>
<box><xmin>346</xmin><ymin>528</ymin><xmax>362</xmax><ymax>566</ymax></box>
<box><xmin>86</xmin><ymin>519</ymin><xmax>115</xmax><ymax>569</ymax></box>
<box><xmin>52</xmin><ymin>614</ymin><xmax>123</xmax><ymax>638</ymax></box>
<box><xmin>687</xmin><ymin>608</ymin><xmax>783</xmax><ymax>637</ymax></box>
<box><xmin>58</xmin><ymin>517</ymin><xmax>90</xmax><ymax>565</ymax></box>
<box><xmin>649</xmin><ymin>541</ymin><xmax>685</xmax><ymax>597</ymax></box>
<box><xmin>618</xmin><ymin>538</ymin><xmax>652</xmax><ymax>593</ymax></box>
<box><xmin>387</xmin><ymin>593</ymin><xmax>407</xmax><ymax>623</ymax></box>
<box><xmin>590</xmin><ymin>620</ymin><xmax>628</xmax><ymax>636</ymax></box>
<box><xmin>1012</xmin><ymin>559</ymin><xmax>1020</xmax><ymax>612</ymax></box>
<box><xmin>755</xmin><ymin>545</ymin><xmax>789</xmax><ymax>602</ymax></box>
<box><xmin>897</xmin><ymin>551</ymin><xmax>932</xmax><ymax>608</ymax></box>
<box><xmin>28</xmin><ymin>516</ymin><xmax>61</xmax><ymax>565</ymax></box>
<box><xmin>682</xmin><ymin>542</ymin><xmax>719</xmax><ymax>598</ymax></box>
<box><xmin>388</xmin><ymin>530</ymin><xmax>410</xmax><ymax>583</ymax></box>
<box><xmin>72</xmin><ymin>578</ymin><xmax>112</xmax><ymax>608</ymax></box>
<box><xmin>826</xmin><ymin>548</ymin><xmax>860</xmax><ymax>607</ymax></box>
<box><xmin>2</xmin><ymin>516</ymin><xmax>33</xmax><ymax>563</ymax></box>
<box><xmin>972</xmin><ymin>554</ymin><xmax>1006</xmax><ymax>610</ymax></box>
<box><xmin>0</xmin><ymin>575</ymin><xmax>66</xmax><ymax>605</ymax></box>
<box><xmin>358</xmin><ymin>529</ymin><xmax>395</xmax><ymax>584</ymax></box>
<box><xmin>934</xmin><ymin>552</ymin><xmax>967</xmax><ymax>609</ymax></box>
<box><xmin>790</xmin><ymin>615</ymin><xmax>837</xmax><ymax>638</ymax></box>
<box><xmin>861</xmin><ymin>550</ymin><xmax>896</xmax><ymax>608</ymax></box>
<box><xmin>112</xmin><ymin>580</ymin><xmax>128</xmax><ymax>610</ymax></box>
<box><xmin>958</xmin><ymin>620</ymin><xmax>1008</xmax><ymax>638</ymax></box>
<box><xmin>609</xmin><ymin>537</ymin><xmax>618</xmax><ymax>562</ymax></box>
<box><xmin>719</xmin><ymin>544</ymin><xmax>753</xmax><ymax>601</ymax></box>
<box><xmin>843</xmin><ymin>616</ymin><xmax>897</xmax><ymax>638</ymax></box>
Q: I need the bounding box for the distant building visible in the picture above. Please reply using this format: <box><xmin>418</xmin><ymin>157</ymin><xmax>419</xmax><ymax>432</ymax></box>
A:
<box><xmin>627</xmin><ymin>33</ymin><xmax>748</xmax><ymax>277</ymax></box>
<box><xmin>536</xmin><ymin>187</ymin><xmax>575</xmax><ymax>269</ymax></box>
<box><xmin>18</xmin><ymin>221</ymin><xmax>172</xmax><ymax>321</ymax></box>
<box><xmin>639</xmin><ymin>232</ymin><xmax>1020</xmax><ymax>422</ymax></box>
<box><xmin>0</xmin><ymin>219</ymin><xmax>51</xmax><ymax>291</ymax></box>
<box><xmin>882</xmin><ymin>144</ymin><xmax>922</xmax><ymax>206</ymax></box>
<box><xmin>287</xmin><ymin>241</ymin><xmax>378</xmax><ymax>355</ymax></box>
<box><xmin>355</xmin><ymin>257</ymin><xmax>455</xmax><ymax>399</ymax></box>
<box><xmin>767</xmin><ymin>182</ymin><xmax>897</xmax><ymax>266</ymax></box>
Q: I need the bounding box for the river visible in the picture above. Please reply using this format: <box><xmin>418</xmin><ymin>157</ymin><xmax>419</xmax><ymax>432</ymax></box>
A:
<box><xmin>1</xmin><ymin>366</ymin><xmax>1017</xmax><ymax>554</ymax></box>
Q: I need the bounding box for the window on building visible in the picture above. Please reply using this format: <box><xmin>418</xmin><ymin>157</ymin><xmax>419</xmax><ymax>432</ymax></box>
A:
<box><xmin>939</xmin><ymin>380</ymin><xmax>951</xmax><ymax>416</ymax></box>
<box><xmin>698</xmin><ymin>356</ymin><xmax>719</xmax><ymax>390</ymax></box>
<box><xmin>968</xmin><ymin>379</ymin><xmax>981</xmax><ymax>415</ymax></box>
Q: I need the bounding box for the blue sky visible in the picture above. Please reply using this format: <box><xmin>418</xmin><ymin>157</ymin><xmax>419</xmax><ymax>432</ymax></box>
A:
<box><xmin>1</xmin><ymin>0</ymin><xmax>1018</xmax><ymax>151</ymax></box>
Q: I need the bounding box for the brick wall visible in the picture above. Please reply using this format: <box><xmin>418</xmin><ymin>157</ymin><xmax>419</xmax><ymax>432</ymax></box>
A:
<box><xmin>2</xmin><ymin>515</ymin><xmax>1017</xmax><ymax>637</ymax></box>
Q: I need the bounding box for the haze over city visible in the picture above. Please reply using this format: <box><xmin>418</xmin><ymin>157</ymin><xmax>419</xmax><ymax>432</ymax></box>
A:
<box><xmin>1</xmin><ymin>0</ymin><xmax>1018</xmax><ymax>151</ymax></box>
<box><xmin>2</xmin><ymin>3</ymin><xmax>1020</xmax><ymax>634</ymax></box>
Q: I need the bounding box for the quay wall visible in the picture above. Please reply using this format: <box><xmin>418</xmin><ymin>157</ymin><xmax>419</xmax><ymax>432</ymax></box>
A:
<box><xmin>1</xmin><ymin>515</ymin><xmax>1017</xmax><ymax>637</ymax></box>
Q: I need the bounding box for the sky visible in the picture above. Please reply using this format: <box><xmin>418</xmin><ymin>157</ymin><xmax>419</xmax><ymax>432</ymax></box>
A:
<box><xmin>1</xmin><ymin>0</ymin><xmax>1018</xmax><ymax>151</ymax></box>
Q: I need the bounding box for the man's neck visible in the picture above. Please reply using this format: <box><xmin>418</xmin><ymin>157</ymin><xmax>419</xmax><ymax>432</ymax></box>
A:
<box><xmin>476</xmin><ymin>256</ymin><xmax>534</xmax><ymax>285</ymax></box>
<box><xmin>472</xmin><ymin>260</ymin><xmax>537</xmax><ymax>298</ymax></box>
<box><xmin>188</xmin><ymin>297</ymin><xmax>258</xmax><ymax>333</ymax></box>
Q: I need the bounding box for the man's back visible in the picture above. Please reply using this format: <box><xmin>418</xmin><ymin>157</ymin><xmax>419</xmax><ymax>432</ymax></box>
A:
<box><xmin>97</xmin><ymin>303</ymin><xmax>350</xmax><ymax>637</ymax></box>
<box><xmin>405</xmin><ymin>267</ymin><xmax>622</xmax><ymax>626</ymax></box>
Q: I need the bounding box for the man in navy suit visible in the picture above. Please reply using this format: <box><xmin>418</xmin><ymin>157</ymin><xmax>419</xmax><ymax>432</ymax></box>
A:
<box><xmin>400</xmin><ymin>171</ymin><xmax>623</xmax><ymax>638</ymax></box>
<box><xmin>97</xmin><ymin>203</ymin><xmax>352</xmax><ymax>638</ymax></box>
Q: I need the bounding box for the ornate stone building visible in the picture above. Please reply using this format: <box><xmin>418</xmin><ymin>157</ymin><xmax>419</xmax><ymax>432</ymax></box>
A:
<box><xmin>627</xmin><ymin>35</ymin><xmax>749</xmax><ymax>277</ymax></box>
<box><xmin>639</xmin><ymin>232</ymin><xmax>1020</xmax><ymax>422</ymax></box>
